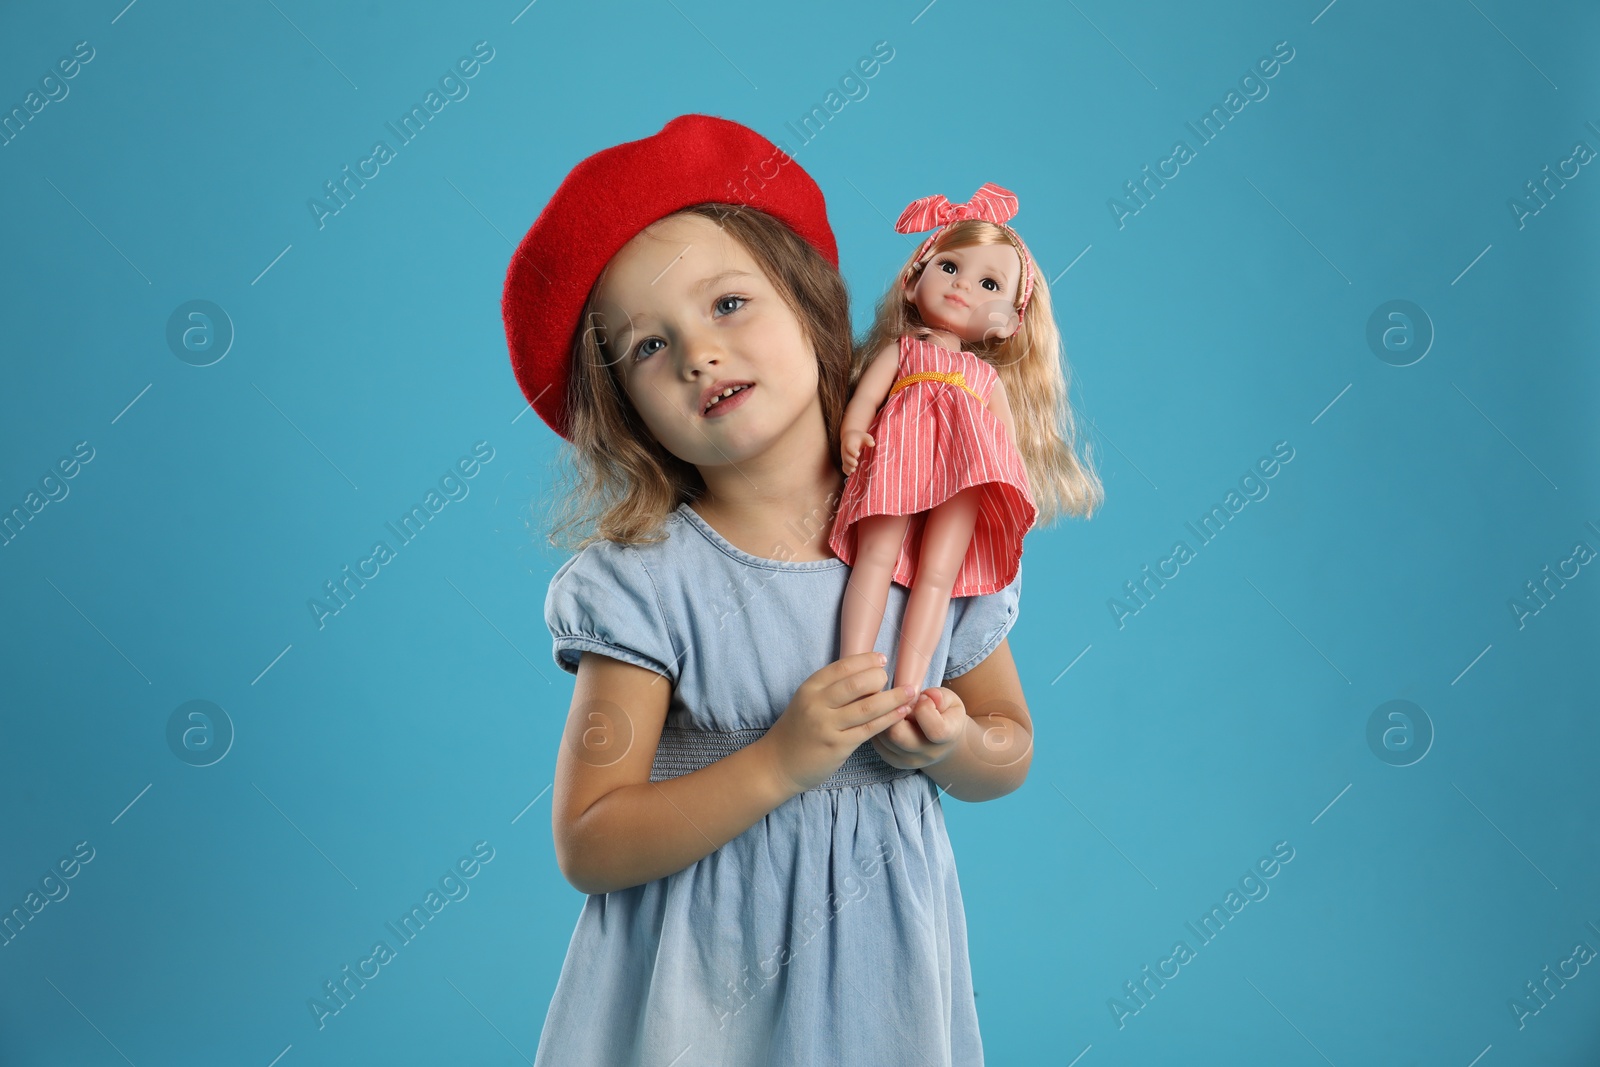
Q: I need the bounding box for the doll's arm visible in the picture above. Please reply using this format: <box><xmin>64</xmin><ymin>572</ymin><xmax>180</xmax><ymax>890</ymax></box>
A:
<box><xmin>987</xmin><ymin>375</ymin><xmax>1020</xmax><ymax>448</ymax></box>
<box><xmin>841</xmin><ymin>341</ymin><xmax>901</xmax><ymax>439</ymax></box>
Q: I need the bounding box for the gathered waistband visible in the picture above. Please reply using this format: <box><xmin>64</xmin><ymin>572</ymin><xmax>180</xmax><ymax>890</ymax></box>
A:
<box><xmin>888</xmin><ymin>369</ymin><xmax>981</xmax><ymax>401</ymax></box>
<box><xmin>648</xmin><ymin>726</ymin><xmax>919</xmax><ymax>790</ymax></box>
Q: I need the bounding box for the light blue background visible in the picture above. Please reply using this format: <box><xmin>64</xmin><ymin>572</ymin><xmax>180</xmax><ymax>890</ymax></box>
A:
<box><xmin>2</xmin><ymin>0</ymin><xmax>1597</xmax><ymax>1063</ymax></box>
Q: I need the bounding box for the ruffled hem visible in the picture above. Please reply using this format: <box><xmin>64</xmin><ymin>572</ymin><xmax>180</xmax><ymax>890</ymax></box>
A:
<box><xmin>828</xmin><ymin>476</ymin><xmax>1035</xmax><ymax>598</ymax></box>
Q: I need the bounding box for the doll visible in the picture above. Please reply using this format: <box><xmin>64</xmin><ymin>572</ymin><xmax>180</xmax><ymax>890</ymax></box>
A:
<box><xmin>829</xmin><ymin>182</ymin><xmax>1102</xmax><ymax>693</ymax></box>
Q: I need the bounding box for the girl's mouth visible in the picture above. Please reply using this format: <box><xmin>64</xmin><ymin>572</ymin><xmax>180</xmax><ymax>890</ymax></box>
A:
<box><xmin>703</xmin><ymin>383</ymin><xmax>754</xmax><ymax>417</ymax></box>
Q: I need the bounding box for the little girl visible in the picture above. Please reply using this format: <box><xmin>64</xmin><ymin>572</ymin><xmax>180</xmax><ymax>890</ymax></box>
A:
<box><xmin>503</xmin><ymin>114</ymin><xmax>1035</xmax><ymax>1066</ymax></box>
<box><xmin>830</xmin><ymin>183</ymin><xmax>1103</xmax><ymax>693</ymax></box>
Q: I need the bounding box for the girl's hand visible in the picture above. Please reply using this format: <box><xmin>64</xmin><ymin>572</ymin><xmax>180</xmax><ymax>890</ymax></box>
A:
<box><xmin>760</xmin><ymin>652</ymin><xmax>917</xmax><ymax>793</ymax></box>
<box><xmin>841</xmin><ymin>428</ymin><xmax>875</xmax><ymax>475</ymax></box>
<box><xmin>871</xmin><ymin>686</ymin><xmax>969</xmax><ymax>770</ymax></box>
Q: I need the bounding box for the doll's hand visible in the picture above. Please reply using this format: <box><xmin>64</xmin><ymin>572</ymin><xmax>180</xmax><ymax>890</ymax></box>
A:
<box><xmin>841</xmin><ymin>428</ymin><xmax>875</xmax><ymax>476</ymax></box>
<box><xmin>870</xmin><ymin>686</ymin><xmax>968</xmax><ymax>770</ymax></box>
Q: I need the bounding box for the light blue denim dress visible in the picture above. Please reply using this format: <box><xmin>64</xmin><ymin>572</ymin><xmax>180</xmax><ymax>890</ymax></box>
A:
<box><xmin>535</xmin><ymin>502</ymin><xmax>1021</xmax><ymax>1066</ymax></box>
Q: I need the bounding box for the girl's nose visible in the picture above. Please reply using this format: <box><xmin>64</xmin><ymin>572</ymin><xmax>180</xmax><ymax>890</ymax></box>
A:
<box><xmin>679</xmin><ymin>331</ymin><xmax>723</xmax><ymax>375</ymax></box>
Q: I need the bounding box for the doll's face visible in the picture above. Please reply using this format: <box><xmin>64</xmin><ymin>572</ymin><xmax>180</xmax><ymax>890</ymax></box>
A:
<box><xmin>904</xmin><ymin>242</ymin><xmax>1023</xmax><ymax>343</ymax></box>
<box><xmin>589</xmin><ymin>212</ymin><xmax>824</xmax><ymax>472</ymax></box>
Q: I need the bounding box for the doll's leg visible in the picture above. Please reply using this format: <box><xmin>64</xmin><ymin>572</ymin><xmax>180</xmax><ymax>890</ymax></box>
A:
<box><xmin>893</xmin><ymin>487</ymin><xmax>982</xmax><ymax>692</ymax></box>
<box><xmin>839</xmin><ymin>512</ymin><xmax>911</xmax><ymax>659</ymax></box>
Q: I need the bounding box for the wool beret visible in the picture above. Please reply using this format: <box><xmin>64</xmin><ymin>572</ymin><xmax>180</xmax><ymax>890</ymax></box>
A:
<box><xmin>501</xmin><ymin>113</ymin><xmax>839</xmax><ymax>440</ymax></box>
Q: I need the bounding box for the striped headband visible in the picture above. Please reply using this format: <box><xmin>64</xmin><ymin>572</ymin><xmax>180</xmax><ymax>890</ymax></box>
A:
<box><xmin>894</xmin><ymin>181</ymin><xmax>1036</xmax><ymax>318</ymax></box>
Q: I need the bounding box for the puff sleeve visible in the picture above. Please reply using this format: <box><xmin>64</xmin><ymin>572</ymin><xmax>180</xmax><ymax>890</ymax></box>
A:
<box><xmin>544</xmin><ymin>542</ymin><xmax>681</xmax><ymax>682</ymax></box>
<box><xmin>941</xmin><ymin>565</ymin><xmax>1021</xmax><ymax>681</ymax></box>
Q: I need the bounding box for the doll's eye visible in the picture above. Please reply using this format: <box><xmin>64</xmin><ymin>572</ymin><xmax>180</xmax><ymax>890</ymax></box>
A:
<box><xmin>714</xmin><ymin>295</ymin><xmax>747</xmax><ymax>315</ymax></box>
<box><xmin>981</xmin><ymin>278</ymin><xmax>999</xmax><ymax>291</ymax></box>
<box><xmin>938</xmin><ymin>260</ymin><xmax>957</xmax><ymax>275</ymax></box>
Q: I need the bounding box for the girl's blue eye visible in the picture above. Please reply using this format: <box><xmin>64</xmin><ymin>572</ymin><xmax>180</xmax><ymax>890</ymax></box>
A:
<box><xmin>631</xmin><ymin>296</ymin><xmax>745</xmax><ymax>360</ymax></box>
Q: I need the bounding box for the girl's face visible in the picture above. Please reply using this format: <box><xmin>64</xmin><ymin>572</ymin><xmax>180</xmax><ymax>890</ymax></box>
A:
<box><xmin>590</xmin><ymin>212</ymin><xmax>824</xmax><ymax>473</ymax></box>
<box><xmin>904</xmin><ymin>241</ymin><xmax>1023</xmax><ymax>343</ymax></box>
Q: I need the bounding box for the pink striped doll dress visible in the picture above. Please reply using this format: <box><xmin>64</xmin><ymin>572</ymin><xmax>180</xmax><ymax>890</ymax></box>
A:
<box><xmin>828</xmin><ymin>330</ymin><xmax>1038</xmax><ymax>597</ymax></box>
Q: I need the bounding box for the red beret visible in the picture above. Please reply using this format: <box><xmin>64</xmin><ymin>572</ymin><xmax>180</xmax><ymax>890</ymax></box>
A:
<box><xmin>501</xmin><ymin>113</ymin><xmax>840</xmax><ymax>440</ymax></box>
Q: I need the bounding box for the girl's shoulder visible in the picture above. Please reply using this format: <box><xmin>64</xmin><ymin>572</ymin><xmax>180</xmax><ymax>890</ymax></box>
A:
<box><xmin>547</xmin><ymin>508</ymin><xmax>694</xmax><ymax>594</ymax></box>
<box><xmin>544</xmin><ymin>510</ymin><xmax>696</xmax><ymax>679</ymax></box>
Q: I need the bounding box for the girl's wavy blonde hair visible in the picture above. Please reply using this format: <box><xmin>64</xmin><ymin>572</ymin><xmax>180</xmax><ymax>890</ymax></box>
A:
<box><xmin>855</xmin><ymin>218</ymin><xmax>1104</xmax><ymax>526</ymax></box>
<box><xmin>544</xmin><ymin>203</ymin><xmax>853</xmax><ymax>551</ymax></box>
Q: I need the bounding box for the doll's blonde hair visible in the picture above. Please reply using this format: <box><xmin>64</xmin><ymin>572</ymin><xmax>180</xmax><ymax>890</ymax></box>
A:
<box><xmin>544</xmin><ymin>203</ymin><xmax>854</xmax><ymax>551</ymax></box>
<box><xmin>854</xmin><ymin>218</ymin><xmax>1104</xmax><ymax>526</ymax></box>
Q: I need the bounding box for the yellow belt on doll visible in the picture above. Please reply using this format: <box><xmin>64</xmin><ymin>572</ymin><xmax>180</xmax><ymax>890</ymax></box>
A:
<box><xmin>887</xmin><ymin>370</ymin><xmax>982</xmax><ymax>401</ymax></box>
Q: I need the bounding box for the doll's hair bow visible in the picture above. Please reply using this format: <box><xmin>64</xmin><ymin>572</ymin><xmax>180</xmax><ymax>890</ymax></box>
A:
<box><xmin>894</xmin><ymin>182</ymin><xmax>1036</xmax><ymax>317</ymax></box>
<box><xmin>894</xmin><ymin>181</ymin><xmax>1019</xmax><ymax>232</ymax></box>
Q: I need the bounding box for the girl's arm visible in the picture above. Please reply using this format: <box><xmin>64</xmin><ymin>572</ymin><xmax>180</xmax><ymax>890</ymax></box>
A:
<box><xmin>840</xmin><ymin>341</ymin><xmax>901</xmax><ymax>438</ymax></box>
<box><xmin>553</xmin><ymin>652</ymin><xmax>799</xmax><ymax>895</ymax></box>
<box><xmin>927</xmin><ymin>638</ymin><xmax>1033</xmax><ymax>801</ymax></box>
